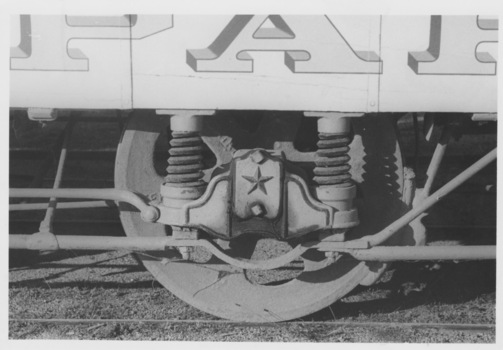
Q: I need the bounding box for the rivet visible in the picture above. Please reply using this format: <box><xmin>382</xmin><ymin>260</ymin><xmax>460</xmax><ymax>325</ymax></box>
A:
<box><xmin>250</xmin><ymin>150</ymin><xmax>266</xmax><ymax>164</ymax></box>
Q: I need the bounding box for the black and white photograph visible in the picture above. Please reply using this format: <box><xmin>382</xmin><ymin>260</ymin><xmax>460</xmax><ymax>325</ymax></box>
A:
<box><xmin>4</xmin><ymin>0</ymin><xmax>500</xmax><ymax>345</ymax></box>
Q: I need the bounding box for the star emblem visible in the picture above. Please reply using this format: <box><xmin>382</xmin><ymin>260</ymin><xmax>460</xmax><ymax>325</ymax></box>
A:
<box><xmin>242</xmin><ymin>167</ymin><xmax>273</xmax><ymax>195</ymax></box>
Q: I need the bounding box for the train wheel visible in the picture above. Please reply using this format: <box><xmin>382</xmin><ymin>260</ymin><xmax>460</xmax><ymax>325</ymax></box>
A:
<box><xmin>115</xmin><ymin>111</ymin><xmax>411</xmax><ymax>322</ymax></box>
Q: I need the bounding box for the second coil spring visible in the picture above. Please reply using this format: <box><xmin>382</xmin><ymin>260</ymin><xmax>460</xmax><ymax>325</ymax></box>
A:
<box><xmin>313</xmin><ymin>133</ymin><xmax>352</xmax><ymax>187</ymax></box>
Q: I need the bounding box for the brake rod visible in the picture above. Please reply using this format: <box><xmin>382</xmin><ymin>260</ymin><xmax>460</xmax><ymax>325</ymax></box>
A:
<box><xmin>9</xmin><ymin>188</ymin><xmax>159</xmax><ymax>223</ymax></box>
<box><xmin>9</xmin><ymin>234</ymin><xmax>495</xmax><ymax>264</ymax></box>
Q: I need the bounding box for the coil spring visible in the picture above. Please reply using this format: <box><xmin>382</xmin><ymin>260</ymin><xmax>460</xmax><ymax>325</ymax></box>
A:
<box><xmin>313</xmin><ymin>133</ymin><xmax>352</xmax><ymax>187</ymax></box>
<box><xmin>165</xmin><ymin>131</ymin><xmax>205</xmax><ymax>187</ymax></box>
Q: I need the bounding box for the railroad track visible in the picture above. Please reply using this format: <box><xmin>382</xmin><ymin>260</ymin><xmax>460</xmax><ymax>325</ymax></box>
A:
<box><xmin>8</xmin><ymin>316</ymin><xmax>495</xmax><ymax>341</ymax></box>
<box><xmin>9</xmin><ymin>318</ymin><xmax>495</xmax><ymax>331</ymax></box>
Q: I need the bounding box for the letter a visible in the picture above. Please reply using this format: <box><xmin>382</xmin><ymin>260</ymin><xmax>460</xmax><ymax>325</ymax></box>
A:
<box><xmin>187</xmin><ymin>15</ymin><xmax>382</xmax><ymax>74</ymax></box>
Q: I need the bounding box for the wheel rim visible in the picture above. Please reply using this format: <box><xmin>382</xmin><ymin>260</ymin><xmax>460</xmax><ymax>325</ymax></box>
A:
<box><xmin>115</xmin><ymin>111</ymin><xmax>405</xmax><ymax>322</ymax></box>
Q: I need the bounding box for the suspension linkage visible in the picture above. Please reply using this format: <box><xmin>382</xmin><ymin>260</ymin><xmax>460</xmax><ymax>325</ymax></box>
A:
<box><xmin>9</xmin><ymin>234</ymin><xmax>495</xmax><ymax>266</ymax></box>
<box><xmin>9</xmin><ymin>188</ymin><xmax>159</xmax><ymax>223</ymax></box>
<box><xmin>342</xmin><ymin>147</ymin><xmax>497</xmax><ymax>249</ymax></box>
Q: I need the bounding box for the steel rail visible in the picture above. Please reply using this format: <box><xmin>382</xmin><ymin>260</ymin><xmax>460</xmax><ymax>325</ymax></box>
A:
<box><xmin>9</xmin><ymin>188</ymin><xmax>159</xmax><ymax>223</ymax></box>
<box><xmin>8</xmin><ymin>318</ymin><xmax>495</xmax><ymax>331</ymax></box>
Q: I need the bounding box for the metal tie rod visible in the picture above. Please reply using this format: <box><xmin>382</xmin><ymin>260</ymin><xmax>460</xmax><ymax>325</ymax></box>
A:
<box><xmin>327</xmin><ymin>245</ymin><xmax>496</xmax><ymax>261</ymax></box>
<box><xmin>10</xmin><ymin>200</ymin><xmax>115</xmax><ymax>211</ymax></box>
<box><xmin>9</xmin><ymin>188</ymin><xmax>159</xmax><ymax>222</ymax></box>
<box><xmin>9</xmin><ymin>234</ymin><xmax>314</xmax><ymax>270</ymax></box>
<box><xmin>9</xmin><ymin>234</ymin><xmax>495</xmax><ymax>264</ymax></box>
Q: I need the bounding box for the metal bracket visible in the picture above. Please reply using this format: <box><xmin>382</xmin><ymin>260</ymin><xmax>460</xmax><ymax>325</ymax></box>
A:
<box><xmin>27</xmin><ymin>108</ymin><xmax>58</xmax><ymax>121</ymax></box>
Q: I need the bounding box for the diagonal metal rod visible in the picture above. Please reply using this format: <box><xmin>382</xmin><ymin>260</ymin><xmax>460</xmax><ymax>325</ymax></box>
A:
<box><xmin>361</xmin><ymin>148</ymin><xmax>497</xmax><ymax>248</ymax></box>
<box><xmin>423</xmin><ymin>125</ymin><xmax>450</xmax><ymax>196</ymax></box>
<box><xmin>39</xmin><ymin>121</ymin><xmax>75</xmax><ymax>233</ymax></box>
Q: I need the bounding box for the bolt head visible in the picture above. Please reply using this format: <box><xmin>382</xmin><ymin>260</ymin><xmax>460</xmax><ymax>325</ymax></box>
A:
<box><xmin>250</xmin><ymin>150</ymin><xmax>266</xmax><ymax>164</ymax></box>
<box><xmin>178</xmin><ymin>247</ymin><xmax>191</xmax><ymax>260</ymax></box>
<box><xmin>141</xmin><ymin>207</ymin><xmax>159</xmax><ymax>223</ymax></box>
<box><xmin>250</xmin><ymin>204</ymin><xmax>265</xmax><ymax>216</ymax></box>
